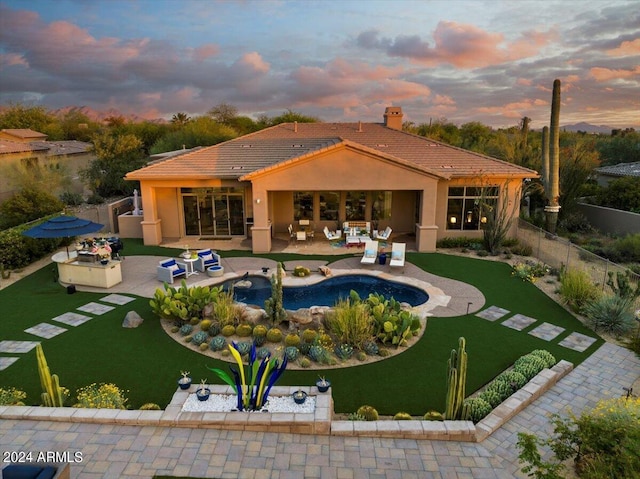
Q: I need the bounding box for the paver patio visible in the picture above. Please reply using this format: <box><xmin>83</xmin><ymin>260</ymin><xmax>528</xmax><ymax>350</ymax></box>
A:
<box><xmin>24</xmin><ymin>322</ymin><xmax>68</xmax><ymax>339</ymax></box>
<box><xmin>76</xmin><ymin>302</ymin><xmax>115</xmax><ymax>315</ymax></box>
<box><xmin>528</xmin><ymin>322</ymin><xmax>566</xmax><ymax>341</ymax></box>
<box><xmin>501</xmin><ymin>313</ymin><xmax>537</xmax><ymax>331</ymax></box>
<box><xmin>51</xmin><ymin>312</ymin><xmax>93</xmax><ymax>327</ymax></box>
<box><xmin>476</xmin><ymin>305</ymin><xmax>510</xmax><ymax>321</ymax></box>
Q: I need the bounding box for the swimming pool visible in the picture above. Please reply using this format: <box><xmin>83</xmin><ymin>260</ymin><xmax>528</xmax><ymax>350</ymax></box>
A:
<box><xmin>221</xmin><ymin>274</ymin><xmax>429</xmax><ymax>309</ymax></box>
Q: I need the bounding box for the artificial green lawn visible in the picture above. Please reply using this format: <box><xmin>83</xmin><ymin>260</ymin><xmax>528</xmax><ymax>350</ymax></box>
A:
<box><xmin>0</xmin><ymin>244</ymin><xmax>603</xmax><ymax>415</ymax></box>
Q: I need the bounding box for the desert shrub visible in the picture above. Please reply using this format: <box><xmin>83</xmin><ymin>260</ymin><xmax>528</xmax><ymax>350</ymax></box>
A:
<box><xmin>436</xmin><ymin>237</ymin><xmax>483</xmax><ymax>249</ymax></box>
<box><xmin>209</xmin><ymin>336</ymin><xmax>226</xmax><ymax>352</ymax></box>
<box><xmin>584</xmin><ymin>295</ymin><xmax>635</xmax><ymax>337</ymax></box>
<box><xmin>284</xmin><ymin>346</ymin><xmax>299</xmax><ymax>361</ymax></box>
<box><xmin>495</xmin><ymin>370</ymin><xmax>529</xmax><ymax>389</ymax></box>
<box><xmin>189</xmin><ymin>317</ymin><xmax>200</xmax><ymax>325</ymax></box>
<box><xmin>476</xmin><ymin>250</ymin><xmax>489</xmax><ymax>257</ymax></box>
<box><xmin>59</xmin><ymin>191</ymin><xmax>84</xmax><ymax>206</ymax></box>
<box><xmin>511</xmin><ymin>244</ymin><xmax>533</xmax><ymax>256</ymax></box>
<box><xmin>213</xmin><ymin>290</ymin><xmax>238</xmax><ymax>327</ymax></box>
<box><xmin>559</xmin><ymin>269</ymin><xmax>601</xmax><ymax>313</ymax></box>
<box><xmin>179</xmin><ymin>324</ymin><xmax>193</xmax><ymax>336</ymax></box>
<box><xmin>513</xmin><ymin>355</ymin><xmax>548</xmax><ymax>380</ymax></box>
<box><xmin>502</xmin><ymin>237</ymin><xmax>519</xmax><ymax>247</ymax></box>
<box><xmin>463</xmin><ymin>397</ymin><xmax>493</xmax><ymax>423</ymax></box>
<box><xmin>284</xmin><ymin>333</ymin><xmax>301</xmax><ymax>347</ymax></box>
<box><xmin>327</xmin><ymin>298</ymin><xmax>374</xmax><ymax>348</ymax></box>
<box><xmin>356</xmin><ymin>405</ymin><xmax>379</xmax><ymax>421</ymax></box>
<box><xmin>235</xmin><ymin>341</ymin><xmax>252</xmax><ymax>356</ymax></box>
<box><xmin>301</xmin><ymin>329</ymin><xmax>318</xmax><ymax>343</ymax></box>
<box><xmin>266</xmin><ymin>328</ymin><xmax>283</xmax><ymax>343</ymax></box>
<box><xmin>393</xmin><ymin>412</ymin><xmax>412</xmax><ymax>420</ymax></box>
<box><xmin>86</xmin><ymin>192</ymin><xmax>104</xmax><ymax>204</ymax></box>
<box><xmin>293</xmin><ymin>265</ymin><xmax>311</xmax><ymax>277</ymax></box>
<box><xmin>478</xmin><ymin>389</ymin><xmax>504</xmax><ymax>408</ymax></box>
<box><xmin>307</xmin><ymin>344</ymin><xmax>329</xmax><ymax>363</ymax></box>
<box><xmin>423</xmin><ymin>411</ymin><xmax>444</xmax><ymax>421</ymax></box>
<box><xmin>0</xmin><ymin>387</ymin><xmax>27</xmax><ymax>406</ymax></box>
<box><xmin>192</xmin><ymin>331</ymin><xmax>208</xmax><ymax>346</ymax></box>
<box><xmin>486</xmin><ymin>379</ymin><xmax>516</xmax><ymax>403</ymax></box>
<box><xmin>348</xmin><ymin>413</ymin><xmax>365</xmax><ymax>421</ymax></box>
<box><xmin>528</xmin><ymin>350</ymin><xmax>557</xmax><ymax>368</ymax></box>
<box><xmin>0</xmin><ymin>188</ymin><xmax>64</xmax><ymax>228</ymax></box>
<box><xmin>139</xmin><ymin>403</ymin><xmax>161</xmax><ymax>410</ymax></box>
<box><xmin>74</xmin><ymin>383</ymin><xmax>128</xmax><ymax>409</ymax></box>
<box><xmin>220</xmin><ymin>349</ymin><xmax>230</xmax><ymax>357</ymax></box>
<box><xmin>236</xmin><ymin>323</ymin><xmax>253</xmax><ymax>337</ymax></box>
<box><xmin>378</xmin><ymin>348</ymin><xmax>391</xmax><ymax>357</ymax></box>
<box><xmin>317</xmin><ymin>330</ymin><xmax>334</xmax><ymax>349</ymax></box>
<box><xmin>517</xmin><ymin>397</ymin><xmax>640</xmax><ymax>479</ymax></box>
<box><xmin>221</xmin><ymin>325</ymin><xmax>236</xmax><ymax>337</ymax></box>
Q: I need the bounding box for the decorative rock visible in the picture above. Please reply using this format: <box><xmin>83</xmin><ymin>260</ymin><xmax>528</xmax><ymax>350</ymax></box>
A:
<box><xmin>122</xmin><ymin>311</ymin><xmax>143</xmax><ymax>328</ymax></box>
<box><xmin>234</xmin><ymin>280</ymin><xmax>252</xmax><ymax>289</ymax></box>
<box><xmin>319</xmin><ymin>265</ymin><xmax>332</xmax><ymax>276</ymax></box>
<box><xmin>240</xmin><ymin>306</ymin><xmax>266</xmax><ymax>324</ymax></box>
<box><xmin>290</xmin><ymin>308</ymin><xmax>313</xmax><ymax>326</ymax></box>
<box><xmin>202</xmin><ymin>303</ymin><xmax>214</xmax><ymax>318</ymax></box>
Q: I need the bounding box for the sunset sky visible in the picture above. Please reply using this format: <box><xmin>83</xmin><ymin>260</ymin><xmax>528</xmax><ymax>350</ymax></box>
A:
<box><xmin>1</xmin><ymin>0</ymin><xmax>638</xmax><ymax>129</ymax></box>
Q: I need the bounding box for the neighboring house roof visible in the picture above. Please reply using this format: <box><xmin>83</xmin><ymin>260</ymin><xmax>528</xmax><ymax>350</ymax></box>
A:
<box><xmin>0</xmin><ymin>128</ymin><xmax>48</xmax><ymax>142</ymax></box>
<box><xmin>0</xmin><ymin>140</ymin><xmax>49</xmax><ymax>155</ymax></box>
<box><xmin>127</xmin><ymin>122</ymin><xmax>538</xmax><ymax>181</ymax></box>
<box><xmin>595</xmin><ymin>161</ymin><xmax>640</xmax><ymax>178</ymax></box>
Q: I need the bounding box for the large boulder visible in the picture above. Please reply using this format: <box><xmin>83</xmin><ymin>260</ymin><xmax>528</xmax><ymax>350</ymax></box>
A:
<box><xmin>122</xmin><ymin>311</ymin><xmax>144</xmax><ymax>328</ymax></box>
<box><xmin>240</xmin><ymin>306</ymin><xmax>266</xmax><ymax>324</ymax></box>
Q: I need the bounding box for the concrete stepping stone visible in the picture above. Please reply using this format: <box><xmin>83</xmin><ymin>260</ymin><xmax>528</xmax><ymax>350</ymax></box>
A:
<box><xmin>100</xmin><ymin>294</ymin><xmax>135</xmax><ymax>305</ymax></box>
<box><xmin>529</xmin><ymin>322</ymin><xmax>565</xmax><ymax>341</ymax></box>
<box><xmin>501</xmin><ymin>313</ymin><xmax>537</xmax><ymax>331</ymax></box>
<box><xmin>0</xmin><ymin>340</ymin><xmax>40</xmax><ymax>353</ymax></box>
<box><xmin>24</xmin><ymin>323</ymin><xmax>68</xmax><ymax>339</ymax></box>
<box><xmin>77</xmin><ymin>302</ymin><xmax>115</xmax><ymax>315</ymax></box>
<box><xmin>476</xmin><ymin>305</ymin><xmax>510</xmax><ymax>321</ymax></box>
<box><xmin>0</xmin><ymin>357</ymin><xmax>19</xmax><ymax>371</ymax></box>
<box><xmin>51</xmin><ymin>312</ymin><xmax>93</xmax><ymax>327</ymax></box>
<box><xmin>559</xmin><ymin>332</ymin><xmax>598</xmax><ymax>352</ymax></box>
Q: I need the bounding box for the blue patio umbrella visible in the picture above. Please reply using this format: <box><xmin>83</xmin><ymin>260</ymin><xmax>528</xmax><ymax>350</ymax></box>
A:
<box><xmin>23</xmin><ymin>215</ymin><xmax>104</xmax><ymax>257</ymax></box>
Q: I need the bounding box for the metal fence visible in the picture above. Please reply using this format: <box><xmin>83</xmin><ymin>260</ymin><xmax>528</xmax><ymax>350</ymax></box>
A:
<box><xmin>515</xmin><ymin>218</ymin><xmax>639</xmax><ymax>300</ymax></box>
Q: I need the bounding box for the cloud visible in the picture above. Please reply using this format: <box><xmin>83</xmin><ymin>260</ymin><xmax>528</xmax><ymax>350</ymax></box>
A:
<box><xmin>590</xmin><ymin>66</ymin><xmax>640</xmax><ymax>81</ymax></box>
<box><xmin>356</xmin><ymin>21</ymin><xmax>553</xmax><ymax>68</ymax></box>
<box><xmin>606</xmin><ymin>38</ymin><xmax>640</xmax><ymax>56</ymax></box>
<box><xmin>192</xmin><ymin>44</ymin><xmax>220</xmax><ymax>61</ymax></box>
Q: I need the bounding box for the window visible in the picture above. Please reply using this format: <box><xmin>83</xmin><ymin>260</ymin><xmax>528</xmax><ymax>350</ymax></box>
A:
<box><xmin>371</xmin><ymin>191</ymin><xmax>392</xmax><ymax>221</ymax></box>
<box><xmin>294</xmin><ymin>192</ymin><xmax>313</xmax><ymax>220</ymax></box>
<box><xmin>319</xmin><ymin>192</ymin><xmax>339</xmax><ymax>221</ymax></box>
<box><xmin>345</xmin><ymin>191</ymin><xmax>366</xmax><ymax>220</ymax></box>
<box><xmin>446</xmin><ymin>186</ymin><xmax>499</xmax><ymax>230</ymax></box>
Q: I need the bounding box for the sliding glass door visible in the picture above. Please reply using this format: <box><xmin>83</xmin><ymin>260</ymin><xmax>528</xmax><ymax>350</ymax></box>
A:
<box><xmin>181</xmin><ymin>188</ymin><xmax>245</xmax><ymax>237</ymax></box>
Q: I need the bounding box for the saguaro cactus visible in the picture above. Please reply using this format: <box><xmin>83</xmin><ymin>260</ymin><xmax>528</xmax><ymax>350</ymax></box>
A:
<box><xmin>544</xmin><ymin>79</ymin><xmax>561</xmax><ymax>234</ymax></box>
<box><xmin>541</xmin><ymin>126</ymin><xmax>550</xmax><ymax>191</ymax></box>
<box><xmin>444</xmin><ymin>337</ymin><xmax>467</xmax><ymax>420</ymax></box>
<box><xmin>36</xmin><ymin>344</ymin><xmax>67</xmax><ymax>407</ymax></box>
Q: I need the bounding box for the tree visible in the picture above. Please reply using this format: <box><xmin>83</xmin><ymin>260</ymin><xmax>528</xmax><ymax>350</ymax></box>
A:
<box><xmin>0</xmin><ymin>188</ymin><xmax>64</xmax><ymax>229</ymax></box>
<box><xmin>596</xmin><ymin>132</ymin><xmax>640</xmax><ymax>166</ymax></box>
<box><xmin>59</xmin><ymin>109</ymin><xmax>100</xmax><ymax>142</ymax></box>
<box><xmin>149</xmin><ymin>116</ymin><xmax>237</xmax><ymax>154</ymax></box>
<box><xmin>256</xmin><ymin>109</ymin><xmax>320</xmax><ymax>128</ymax></box>
<box><xmin>459</xmin><ymin>122</ymin><xmax>493</xmax><ymax>153</ymax></box>
<box><xmin>81</xmin><ymin>132</ymin><xmax>146</xmax><ymax>197</ymax></box>
<box><xmin>558</xmin><ymin>136</ymin><xmax>599</xmax><ymax>217</ymax></box>
<box><xmin>170</xmin><ymin>112</ymin><xmax>191</xmax><ymax>127</ymax></box>
<box><xmin>596</xmin><ymin>177</ymin><xmax>640</xmax><ymax>213</ymax></box>
<box><xmin>0</xmin><ymin>103</ymin><xmax>62</xmax><ymax>139</ymax></box>
<box><xmin>208</xmin><ymin>103</ymin><xmax>238</xmax><ymax>124</ymax></box>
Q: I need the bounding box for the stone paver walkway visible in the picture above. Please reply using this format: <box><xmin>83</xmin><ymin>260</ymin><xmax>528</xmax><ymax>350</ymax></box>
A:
<box><xmin>24</xmin><ymin>322</ymin><xmax>68</xmax><ymax>339</ymax></box>
<box><xmin>51</xmin><ymin>312</ymin><xmax>94</xmax><ymax>327</ymax></box>
<box><xmin>1</xmin><ymin>342</ymin><xmax>637</xmax><ymax>479</ymax></box>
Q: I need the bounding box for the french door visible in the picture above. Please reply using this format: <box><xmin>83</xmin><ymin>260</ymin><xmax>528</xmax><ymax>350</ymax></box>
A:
<box><xmin>182</xmin><ymin>189</ymin><xmax>245</xmax><ymax>236</ymax></box>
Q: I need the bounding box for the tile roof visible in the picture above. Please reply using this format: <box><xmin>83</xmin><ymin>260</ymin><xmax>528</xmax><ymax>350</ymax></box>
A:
<box><xmin>0</xmin><ymin>128</ymin><xmax>48</xmax><ymax>140</ymax></box>
<box><xmin>595</xmin><ymin>161</ymin><xmax>640</xmax><ymax>178</ymax></box>
<box><xmin>127</xmin><ymin>122</ymin><xmax>538</xmax><ymax>180</ymax></box>
<box><xmin>0</xmin><ymin>140</ymin><xmax>91</xmax><ymax>156</ymax></box>
<box><xmin>0</xmin><ymin>140</ymin><xmax>49</xmax><ymax>155</ymax></box>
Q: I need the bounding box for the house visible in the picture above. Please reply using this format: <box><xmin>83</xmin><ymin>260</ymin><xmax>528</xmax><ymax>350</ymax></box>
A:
<box><xmin>594</xmin><ymin>161</ymin><xmax>640</xmax><ymax>187</ymax></box>
<box><xmin>0</xmin><ymin>129</ymin><xmax>94</xmax><ymax>202</ymax></box>
<box><xmin>125</xmin><ymin>107</ymin><xmax>538</xmax><ymax>253</ymax></box>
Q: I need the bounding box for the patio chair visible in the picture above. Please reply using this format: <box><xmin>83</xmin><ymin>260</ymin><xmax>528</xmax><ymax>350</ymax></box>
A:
<box><xmin>157</xmin><ymin>258</ymin><xmax>187</xmax><ymax>284</ymax></box>
<box><xmin>288</xmin><ymin>224</ymin><xmax>296</xmax><ymax>243</ymax></box>
<box><xmin>360</xmin><ymin>240</ymin><xmax>379</xmax><ymax>264</ymax></box>
<box><xmin>373</xmin><ymin>226</ymin><xmax>392</xmax><ymax>241</ymax></box>
<box><xmin>323</xmin><ymin>226</ymin><xmax>341</xmax><ymax>241</ymax></box>
<box><xmin>389</xmin><ymin>242</ymin><xmax>406</xmax><ymax>272</ymax></box>
<box><xmin>296</xmin><ymin>230</ymin><xmax>307</xmax><ymax>246</ymax></box>
<box><xmin>195</xmin><ymin>248</ymin><xmax>221</xmax><ymax>272</ymax></box>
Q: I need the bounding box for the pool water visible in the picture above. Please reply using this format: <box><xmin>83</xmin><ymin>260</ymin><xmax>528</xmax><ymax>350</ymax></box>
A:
<box><xmin>221</xmin><ymin>274</ymin><xmax>429</xmax><ymax>309</ymax></box>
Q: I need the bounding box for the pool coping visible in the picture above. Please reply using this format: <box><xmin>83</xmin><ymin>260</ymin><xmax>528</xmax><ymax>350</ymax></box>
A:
<box><xmin>0</xmin><ymin>360</ymin><xmax>573</xmax><ymax>442</ymax></box>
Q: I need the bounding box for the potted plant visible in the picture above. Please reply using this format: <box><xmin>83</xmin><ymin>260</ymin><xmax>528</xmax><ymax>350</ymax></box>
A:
<box><xmin>196</xmin><ymin>379</ymin><xmax>210</xmax><ymax>401</ymax></box>
<box><xmin>178</xmin><ymin>370</ymin><xmax>192</xmax><ymax>390</ymax></box>
<box><xmin>316</xmin><ymin>375</ymin><xmax>331</xmax><ymax>393</ymax></box>
<box><xmin>378</xmin><ymin>248</ymin><xmax>387</xmax><ymax>265</ymax></box>
<box><xmin>292</xmin><ymin>389</ymin><xmax>308</xmax><ymax>404</ymax></box>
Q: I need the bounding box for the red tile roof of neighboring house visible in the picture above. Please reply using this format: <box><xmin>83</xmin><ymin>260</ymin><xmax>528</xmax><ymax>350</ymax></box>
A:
<box><xmin>127</xmin><ymin>122</ymin><xmax>538</xmax><ymax>180</ymax></box>
<box><xmin>0</xmin><ymin>129</ymin><xmax>48</xmax><ymax>141</ymax></box>
<box><xmin>0</xmin><ymin>140</ymin><xmax>49</xmax><ymax>155</ymax></box>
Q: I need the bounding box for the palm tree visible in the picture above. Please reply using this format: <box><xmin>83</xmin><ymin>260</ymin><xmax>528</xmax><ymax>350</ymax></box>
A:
<box><xmin>170</xmin><ymin>112</ymin><xmax>191</xmax><ymax>126</ymax></box>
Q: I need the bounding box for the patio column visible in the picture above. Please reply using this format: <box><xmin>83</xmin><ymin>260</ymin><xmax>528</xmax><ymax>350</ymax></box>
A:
<box><xmin>415</xmin><ymin>187</ymin><xmax>438</xmax><ymax>252</ymax></box>
<box><xmin>251</xmin><ymin>189</ymin><xmax>272</xmax><ymax>253</ymax></box>
<box><xmin>139</xmin><ymin>185</ymin><xmax>162</xmax><ymax>245</ymax></box>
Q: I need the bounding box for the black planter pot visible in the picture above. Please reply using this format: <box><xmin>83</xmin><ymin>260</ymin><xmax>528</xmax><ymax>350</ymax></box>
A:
<box><xmin>178</xmin><ymin>378</ymin><xmax>192</xmax><ymax>390</ymax></box>
<box><xmin>316</xmin><ymin>380</ymin><xmax>331</xmax><ymax>393</ymax></box>
<box><xmin>292</xmin><ymin>391</ymin><xmax>308</xmax><ymax>404</ymax></box>
<box><xmin>196</xmin><ymin>388</ymin><xmax>211</xmax><ymax>401</ymax></box>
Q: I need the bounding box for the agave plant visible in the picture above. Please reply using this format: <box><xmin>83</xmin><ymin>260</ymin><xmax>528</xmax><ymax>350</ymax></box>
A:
<box><xmin>206</xmin><ymin>341</ymin><xmax>288</xmax><ymax>411</ymax></box>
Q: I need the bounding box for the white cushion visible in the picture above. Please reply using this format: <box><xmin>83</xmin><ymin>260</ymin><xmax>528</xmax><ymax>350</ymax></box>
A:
<box><xmin>392</xmin><ymin>251</ymin><xmax>402</xmax><ymax>260</ymax></box>
<box><xmin>201</xmin><ymin>253</ymin><xmax>214</xmax><ymax>262</ymax></box>
<box><xmin>168</xmin><ymin>264</ymin><xmax>179</xmax><ymax>272</ymax></box>
<box><xmin>365</xmin><ymin>249</ymin><xmax>375</xmax><ymax>258</ymax></box>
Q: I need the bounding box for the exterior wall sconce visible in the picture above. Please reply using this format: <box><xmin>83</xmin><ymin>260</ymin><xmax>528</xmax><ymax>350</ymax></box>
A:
<box><xmin>481</xmin><ymin>216</ymin><xmax>487</xmax><ymax>224</ymax></box>
<box><xmin>449</xmin><ymin>216</ymin><xmax>457</xmax><ymax>224</ymax></box>
<box><xmin>466</xmin><ymin>211</ymin><xmax>472</xmax><ymax>223</ymax></box>
<box><xmin>255</xmin><ymin>198</ymin><xmax>261</xmax><ymax>204</ymax></box>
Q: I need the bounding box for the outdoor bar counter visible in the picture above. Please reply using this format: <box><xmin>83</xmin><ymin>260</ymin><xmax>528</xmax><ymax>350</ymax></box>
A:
<box><xmin>52</xmin><ymin>251</ymin><xmax>123</xmax><ymax>289</ymax></box>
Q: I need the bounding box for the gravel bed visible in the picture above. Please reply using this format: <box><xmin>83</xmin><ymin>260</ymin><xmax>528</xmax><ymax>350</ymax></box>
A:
<box><xmin>182</xmin><ymin>393</ymin><xmax>316</xmax><ymax>413</ymax></box>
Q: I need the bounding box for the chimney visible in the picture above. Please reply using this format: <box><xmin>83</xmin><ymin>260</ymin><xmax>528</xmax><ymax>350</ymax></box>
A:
<box><xmin>294</xmin><ymin>121</ymin><xmax>298</xmax><ymax>133</ymax></box>
<box><xmin>383</xmin><ymin>106</ymin><xmax>403</xmax><ymax>130</ymax></box>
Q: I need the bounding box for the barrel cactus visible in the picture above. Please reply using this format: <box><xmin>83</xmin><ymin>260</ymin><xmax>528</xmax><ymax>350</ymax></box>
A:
<box><xmin>199</xmin><ymin>319</ymin><xmax>212</xmax><ymax>331</ymax></box>
<box><xmin>393</xmin><ymin>412</ymin><xmax>412</xmax><ymax>420</ymax></box>
<box><xmin>423</xmin><ymin>410</ymin><xmax>444</xmax><ymax>421</ymax></box>
<box><xmin>356</xmin><ymin>405</ymin><xmax>379</xmax><ymax>421</ymax></box>
<box><xmin>252</xmin><ymin>324</ymin><xmax>268</xmax><ymax>338</ymax></box>
<box><xmin>266</xmin><ymin>328</ymin><xmax>283</xmax><ymax>343</ymax></box>
<box><xmin>284</xmin><ymin>346</ymin><xmax>300</xmax><ymax>361</ymax></box>
<box><xmin>285</xmin><ymin>333</ymin><xmax>301</xmax><ymax>347</ymax></box>
<box><xmin>208</xmin><ymin>321</ymin><xmax>221</xmax><ymax>337</ymax></box>
<box><xmin>236</xmin><ymin>323</ymin><xmax>253</xmax><ymax>337</ymax></box>
<box><xmin>301</xmin><ymin>329</ymin><xmax>318</xmax><ymax>343</ymax></box>
<box><xmin>299</xmin><ymin>357</ymin><xmax>311</xmax><ymax>368</ymax></box>
<box><xmin>221</xmin><ymin>324</ymin><xmax>236</xmax><ymax>337</ymax></box>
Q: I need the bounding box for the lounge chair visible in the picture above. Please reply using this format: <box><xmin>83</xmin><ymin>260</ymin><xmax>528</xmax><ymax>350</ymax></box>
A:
<box><xmin>157</xmin><ymin>258</ymin><xmax>187</xmax><ymax>284</ymax></box>
<box><xmin>374</xmin><ymin>226</ymin><xmax>392</xmax><ymax>241</ymax></box>
<box><xmin>323</xmin><ymin>226</ymin><xmax>341</xmax><ymax>241</ymax></box>
<box><xmin>288</xmin><ymin>224</ymin><xmax>296</xmax><ymax>243</ymax></box>
<box><xmin>195</xmin><ymin>248</ymin><xmax>221</xmax><ymax>272</ymax></box>
<box><xmin>361</xmin><ymin>240</ymin><xmax>378</xmax><ymax>264</ymax></box>
<box><xmin>389</xmin><ymin>242</ymin><xmax>406</xmax><ymax>272</ymax></box>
